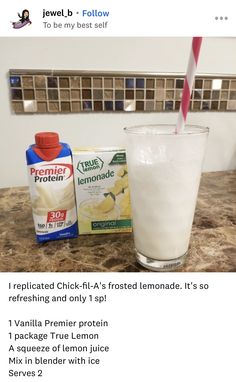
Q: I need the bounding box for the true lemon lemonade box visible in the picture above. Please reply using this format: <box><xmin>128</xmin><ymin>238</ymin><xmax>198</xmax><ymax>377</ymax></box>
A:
<box><xmin>72</xmin><ymin>148</ymin><xmax>132</xmax><ymax>234</ymax></box>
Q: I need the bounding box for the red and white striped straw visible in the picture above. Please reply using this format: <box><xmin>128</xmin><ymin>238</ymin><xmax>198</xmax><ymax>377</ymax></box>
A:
<box><xmin>175</xmin><ymin>37</ymin><xmax>203</xmax><ymax>134</ymax></box>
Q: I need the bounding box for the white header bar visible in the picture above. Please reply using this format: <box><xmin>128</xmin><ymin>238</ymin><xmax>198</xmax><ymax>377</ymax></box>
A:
<box><xmin>1</xmin><ymin>0</ymin><xmax>235</xmax><ymax>37</ymax></box>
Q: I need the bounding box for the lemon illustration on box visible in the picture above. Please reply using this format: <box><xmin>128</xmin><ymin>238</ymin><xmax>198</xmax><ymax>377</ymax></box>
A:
<box><xmin>72</xmin><ymin>148</ymin><xmax>132</xmax><ymax>234</ymax></box>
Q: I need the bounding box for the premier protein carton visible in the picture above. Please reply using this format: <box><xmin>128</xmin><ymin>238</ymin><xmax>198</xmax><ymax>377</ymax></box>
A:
<box><xmin>72</xmin><ymin>148</ymin><xmax>132</xmax><ymax>234</ymax></box>
<box><xmin>26</xmin><ymin>132</ymin><xmax>78</xmax><ymax>242</ymax></box>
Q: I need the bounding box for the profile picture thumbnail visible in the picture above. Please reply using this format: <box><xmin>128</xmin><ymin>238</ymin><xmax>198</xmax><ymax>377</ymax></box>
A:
<box><xmin>12</xmin><ymin>9</ymin><xmax>32</xmax><ymax>29</ymax></box>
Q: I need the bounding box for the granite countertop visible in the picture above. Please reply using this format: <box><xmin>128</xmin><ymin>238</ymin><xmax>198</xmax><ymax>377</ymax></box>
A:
<box><xmin>0</xmin><ymin>171</ymin><xmax>236</xmax><ymax>272</ymax></box>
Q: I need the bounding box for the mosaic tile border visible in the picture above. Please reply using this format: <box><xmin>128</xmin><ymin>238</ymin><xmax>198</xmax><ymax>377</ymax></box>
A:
<box><xmin>9</xmin><ymin>69</ymin><xmax>236</xmax><ymax>114</ymax></box>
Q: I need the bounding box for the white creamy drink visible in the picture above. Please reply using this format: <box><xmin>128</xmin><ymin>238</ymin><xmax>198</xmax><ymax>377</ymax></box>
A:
<box><xmin>125</xmin><ymin>125</ymin><xmax>208</xmax><ymax>270</ymax></box>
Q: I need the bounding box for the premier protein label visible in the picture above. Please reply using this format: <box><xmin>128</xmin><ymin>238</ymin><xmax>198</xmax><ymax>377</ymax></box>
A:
<box><xmin>29</xmin><ymin>163</ymin><xmax>73</xmax><ymax>183</ymax></box>
<box><xmin>26</xmin><ymin>149</ymin><xmax>78</xmax><ymax>242</ymax></box>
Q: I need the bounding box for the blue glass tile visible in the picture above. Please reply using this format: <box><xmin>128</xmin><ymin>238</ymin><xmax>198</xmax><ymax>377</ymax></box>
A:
<box><xmin>165</xmin><ymin>101</ymin><xmax>174</xmax><ymax>110</ymax></box>
<box><xmin>83</xmin><ymin>101</ymin><xmax>92</xmax><ymax>110</ymax></box>
<box><xmin>105</xmin><ymin>101</ymin><xmax>113</xmax><ymax>111</ymax></box>
<box><xmin>10</xmin><ymin>76</ymin><xmax>21</xmax><ymax>87</ymax></box>
<box><xmin>125</xmin><ymin>78</ymin><xmax>134</xmax><ymax>88</ymax></box>
<box><xmin>115</xmin><ymin>101</ymin><xmax>123</xmax><ymax>111</ymax></box>
<box><xmin>136</xmin><ymin>78</ymin><xmax>144</xmax><ymax>88</ymax></box>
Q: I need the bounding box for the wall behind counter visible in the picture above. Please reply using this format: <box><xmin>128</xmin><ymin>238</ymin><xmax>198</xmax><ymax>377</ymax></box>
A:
<box><xmin>0</xmin><ymin>37</ymin><xmax>236</xmax><ymax>188</ymax></box>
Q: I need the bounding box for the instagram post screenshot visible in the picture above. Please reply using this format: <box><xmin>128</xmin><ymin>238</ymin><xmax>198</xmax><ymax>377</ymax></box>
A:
<box><xmin>0</xmin><ymin>1</ymin><xmax>235</xmax><ymax>381</ymax></box>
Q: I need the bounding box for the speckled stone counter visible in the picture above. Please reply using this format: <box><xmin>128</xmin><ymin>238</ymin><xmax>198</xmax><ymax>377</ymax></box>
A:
<box><xmin>0</xmin><ymin>171</ymin><xmax>236</xmax><ymax>272</ymax></box>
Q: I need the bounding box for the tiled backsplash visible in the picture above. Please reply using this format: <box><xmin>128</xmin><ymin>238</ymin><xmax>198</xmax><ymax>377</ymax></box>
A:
<box><xmin>9</xmin><ymin>69</ymin><xmax>236</xmax><ymax>114</ymax></box>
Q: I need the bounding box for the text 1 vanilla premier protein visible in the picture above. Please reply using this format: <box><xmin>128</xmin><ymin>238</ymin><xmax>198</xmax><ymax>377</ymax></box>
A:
<box><xmin>26</xmin><ymin>132</ymin><xmax>78</xmax><ymax>242</ymax></box>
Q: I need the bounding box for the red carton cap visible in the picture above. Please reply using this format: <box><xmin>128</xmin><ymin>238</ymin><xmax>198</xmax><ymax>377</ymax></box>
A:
<box><xmin>35</xmin><ymin>132</ymin><xmax>60</xmax><ymax>148</ymax></box>
<box><xmin>33</xmin><ymin>132</ymin><xmax>62</xmax><ymax>161</ymax></box>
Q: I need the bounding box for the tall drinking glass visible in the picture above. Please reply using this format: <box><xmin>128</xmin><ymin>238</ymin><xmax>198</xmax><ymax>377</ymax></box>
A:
<box><xmin>125</xmin><ymin>125</ymin><xmax>209</xmax><ymax>271</ymax></box>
